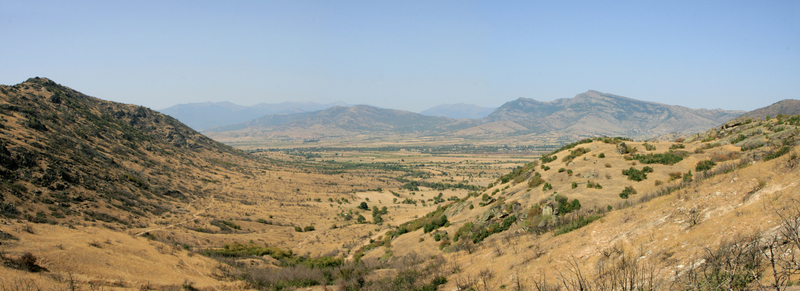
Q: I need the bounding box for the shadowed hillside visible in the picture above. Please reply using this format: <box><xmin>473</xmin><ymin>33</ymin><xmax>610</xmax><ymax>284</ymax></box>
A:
<box><xmin>0</xmin><ymin>78</ymin><xmax>252</xmax><ymax>227</ymax></box>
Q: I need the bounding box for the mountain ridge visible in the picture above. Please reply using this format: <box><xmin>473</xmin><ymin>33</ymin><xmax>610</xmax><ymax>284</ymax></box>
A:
<box><xmin>737</xmin><ymin>99</ymin><xmax>800</xmax><ymax>120</ymax></box>
<box><xmin>206</xmin><ymin>90</ymin><xmax>744</xmax><ymax>141</ymax></box>
<box><xmin>159</xmin><ymin>100</ymin><xmax>351</xmax><ymax>131</ymax></box>
<box><xmin>419</xmin><ymin>103</ymin><xmax>496</xmax><ymax>119</ymax></box>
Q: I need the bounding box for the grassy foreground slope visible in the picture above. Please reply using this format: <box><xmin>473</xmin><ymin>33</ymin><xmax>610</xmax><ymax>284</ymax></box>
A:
<box><xmin>343</xmin><ymin>116</ymin><xmax>800</xmax><ymax>290</ymax></box>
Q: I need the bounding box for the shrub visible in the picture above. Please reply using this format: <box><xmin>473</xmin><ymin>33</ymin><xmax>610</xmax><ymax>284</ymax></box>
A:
<box><xmin>541</xmin><ymin>154</ymin><xmax>557</xmax><ymax>164</ymax></box>
<box><xmin>571</xmin><ymin>182</ymin><xmax>578</xmax><ymax>189</ymax></box>
<box><xmin>558</xmin><ymin>199</ymin><xmax>581</xmax><ymax>214</ymax></box>
<box><xmin>2</xmin><ymin>252</ymin><xmax>47</xmax><ymax>272</ymax></box>
<box><xmin>643</xmin><ymin>143</ymin><xmax>656</xmax><ymax>151</ymax></box>
<box><xmin>683</xmin><ymin>171</ymin><xmax>693</xmax><ymax>182</ymax></box>
<box><xmin>203</xmin><ymin>241</ymin><xmax>293</xmax><ymax>259</ymax></box>
<box><xmin>358</xmin><ymin>202</ymin><xmax>369</xmax><ymax>210</ymax></box>
<box><xmin>542</xmin><ymin>182</ymin><xmax>553</xmax><ymax>191</ymax></box>
<box><xmin>554</xmin><ymin>215</ymin><xmax>600</xmax><ymax>236</ymax></box>
<box><xmin>303</xmin><ymin>225</ymin><xmax>315</xmax><ymax>232</ymax></box>
<box><xmin>562</xmin><ymin>147</ymin><xmax>589</xmax><ymax>163</ymax></box>
<box><xmin>668</xmin><ymin>172</ymin><xmax>683</xmax><ymax>181</ymax></box>
<box><xmin>528</xmin><ymin>172</ymin><xmax>545</xmax><ymax>188</ymax></box>
<box><xmin>629</xmin><ymin>151</ymin><xmax>685</xmax><ymax>165</ymax></box>
<box><xmin>294</xmin><ymin>226</ymin><xmax>303</xmax><ymax>232</ymax></box>
<box><xmin>622</xmin><ymin>166</ymin><xmax>654</xmax><ymax>181</ymax></box>
<box><xmin>423</xmin><ymin>215</ymin><xmax>448</xmax><ymax>233</ymax></box>
<box><xmin>0</xmin><ymin>202</ymin><xmax>20</xmax><ymax>218</ymax></box>
<box><xmin>695</xmin><ymin>160</ymin><xmax>716</xmax><ymax>172</ymax></box>
<box><xmin>619</xmin><ymin>186</ymin><xmax>637</xmax><ymax>199</ymax></box>
<box><xmin>670</xmin><ymin>143</ymin><xmax>686</xmax><ymax>149</ymax></box>
<box><xmin>731</xmin><ymin>134</ymin><xmax>746</xmax><ymax>144</ymax></box>
<box><xmin>598</xmin><ymin>153</ymin><xmax>605</xmax><ymax>158</ymax></box>
<box><xmin>587</xmin><ymin>180</ymin><xmax>602</xmax><ymax>189</ymax></box>
<box><xmin>764</xmin><ymin>146</ymin><xmax>790</xmax><ymax>161</ymax></box>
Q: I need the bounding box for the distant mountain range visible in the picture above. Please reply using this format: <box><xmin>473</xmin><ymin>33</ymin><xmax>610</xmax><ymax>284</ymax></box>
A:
<box><xmin>162</xmin><ymin>101</ymin><xmax>497</xmax><ymax>130</ymax></box>
<box><xmin>419</xmin><ymin>103</ymin><xmax>496</xmax><ymax>119</ymax></box>
<box><xmin>159</xmin><ymin>101</ymin><xmax>349</xmax><ymax>130</ymax></box>
<box><xmin>479</xmin><ymin>90</ymin><xmax>743</xmax><ymax>137</ymax></box>
<box><xmin>202</xmin><ymin>90</ymin><xmax>746</xmax><ymax>141</ymax></box>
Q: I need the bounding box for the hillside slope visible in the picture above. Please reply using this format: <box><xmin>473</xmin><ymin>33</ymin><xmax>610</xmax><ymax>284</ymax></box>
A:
<box><xmin>0</xmin><ymin>78</ymin><xmax>253</xmax><ymax>226</ymax></box>
<box><xmin>737</xmin><ymin>99</ymin><xmax>800</xmax><ymax>120</ymax></box>
<box><xmin>349</xmin><ymin>118</ymin><xmax>800</xmax><ymax>290</ymax></box>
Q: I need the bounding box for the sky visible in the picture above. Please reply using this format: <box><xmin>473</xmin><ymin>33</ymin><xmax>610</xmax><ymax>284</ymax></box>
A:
<box><xmin>2</xmin><ymin>1</ymin><xmax>798</xmax><ymax>112</ymax></box>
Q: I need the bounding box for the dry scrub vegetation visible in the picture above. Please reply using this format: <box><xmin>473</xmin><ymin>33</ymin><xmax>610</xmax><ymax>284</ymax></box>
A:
<box><xmin>3</xmin><ymin>79</ymin><xmax>800</xmax><ymax>290</ymax></box>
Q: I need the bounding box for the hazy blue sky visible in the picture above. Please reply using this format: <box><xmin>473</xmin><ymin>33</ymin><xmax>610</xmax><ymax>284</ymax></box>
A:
<box><xmin>2</xmin><ymin>1</ymin><xmax>798</xmax><ymax>112</ymax></box>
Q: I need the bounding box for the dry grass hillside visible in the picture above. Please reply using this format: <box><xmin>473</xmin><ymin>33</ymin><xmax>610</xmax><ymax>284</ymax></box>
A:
<box><xmin>2</xmin><ymin>77</ymin><xmax>800</xmax><ymax>291</ymax></box>
<box><xmin>0</xmin><ymin>78</ymin><xmax>430</xmax><ymax>289</ymax></box>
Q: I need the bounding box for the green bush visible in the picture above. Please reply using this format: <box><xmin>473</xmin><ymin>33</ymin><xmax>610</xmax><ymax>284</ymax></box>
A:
<box><xmin>423</xmin><ymin>215</ymin><xmax>448</xmax><ymax>233</ymax></box>
<box><xmin>695</xmin><ymin>160</ymin><xmax>717</xmax><ymax>172</ymax></box>
<box><xmin>619</xmin><ymin>186</ymin><xmax>637</xmax><ymax>199</ymax></box>
<box><xmin>558</xmin><ymin>198</ymin><xmax>581</xmax><ymax>214</ymax></box>
<box><xmin>203</xmin><ymin>241</ymin><xmax>293</xmax><ymax>259</ymax></box>
<box><xmin>622</xmin><ymin>166</ymin><xmax>654</xmax><ymax>181</ymax></box>
<box><xmin>541</xmin><ymin>154</ymin><xmax>557</xmax><ymax>164</ymax></box>
<box><xmin>562</xmin><ymin>147</ymin><xmax>589</xmax><ymax>163</ymax></box>
<box><xmin>764</xmin><ymin>146</ymin><xmax>790</xmax><ymax>161</ymax></box>
<box><xmin>630</xmin><ymin>151</ymin><xmax>685</xmax><ymax>165</ymax></box>
<box><xmin>528</xmin><ymin>172</ymin><xmax>545</xmax><ymax>188</ymax></box>
<box><xmin>554</xmin><ymin>215</ymin><xmax>600</xmax><ymax>236</ymax></box>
